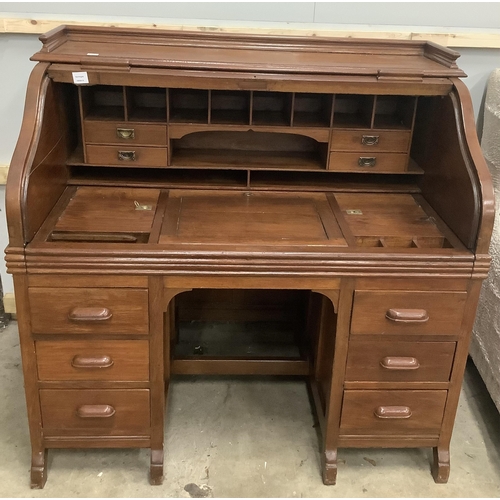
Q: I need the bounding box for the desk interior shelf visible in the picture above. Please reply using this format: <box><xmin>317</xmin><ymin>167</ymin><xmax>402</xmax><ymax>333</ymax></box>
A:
<box><xmin>76</xmin><ymin>86</ymin><xmax>419</xmax><ymax>175</ymax></box>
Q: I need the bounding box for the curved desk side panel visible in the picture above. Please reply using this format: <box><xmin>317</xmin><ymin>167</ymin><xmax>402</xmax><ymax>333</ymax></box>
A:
<box><xmin>6</xmin><ymin>63</ymin><xmax>70</xmax><ymax>249</ymax></box>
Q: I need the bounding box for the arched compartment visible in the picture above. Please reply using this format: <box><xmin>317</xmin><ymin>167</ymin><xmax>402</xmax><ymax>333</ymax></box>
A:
<box><xmin>170</xmin><ymin>130</ymin><xmax>329</xmax><ymax>170</ymax></box>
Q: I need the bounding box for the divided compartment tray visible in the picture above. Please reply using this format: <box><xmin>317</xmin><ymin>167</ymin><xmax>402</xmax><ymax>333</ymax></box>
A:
<box><xmin>335</xmin><ymin>192</ymin><xmax>459</xmax><ymax>250</ymax></box>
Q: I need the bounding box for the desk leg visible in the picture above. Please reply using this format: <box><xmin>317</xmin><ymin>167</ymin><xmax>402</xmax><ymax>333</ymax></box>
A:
<box><xmin>432</xmin><ymin>446</ymin><xmax>450</xmax><ymax>483</ymax></box>
<box><xmin>30</xmin><ymin>449</ymin><xmax>48</xmax><ymax>489</ymax></box>
<box><xmin>154</xmin><ymin>287</ymin><xmax>190</xmax><ymax>485</ymax></box>
<box><xmin>430</xmin><ymin>280</ymin><xmax>482</xmax><ymax>484</ymax></box>
<box><xmin>322</xmin><ymin>449</ymin><xmax>338</xmax><ymax>485</ymax></box>
<box><xmin>14</xmin><ymin>276</ymin><xmax>48</xmax><ymax>488</ymax></box>
<box><xmin>149</xmin><ymin>277</ymin><xmax>166</xmax><ymax>485</ymax></box>
<box><xmin>150</xmin><ymin>449</ymin><xmax>164</xmax><ymax>486</ymax></box>
<box><xmin>319</xmin><ymin>282</ymin><xmax>354</xmax><ymax>486</ymax></box>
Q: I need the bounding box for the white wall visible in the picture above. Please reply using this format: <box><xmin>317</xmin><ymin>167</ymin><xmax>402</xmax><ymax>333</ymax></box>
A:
<box><xmin>1</xmin><ymin>2</ymin><xmax>500</xmax><ymax>294</ymax></box>
<box><xmin>2</xmin><ymin>2</ymin><xmax>500</xmax><ymax>28</ymax></box>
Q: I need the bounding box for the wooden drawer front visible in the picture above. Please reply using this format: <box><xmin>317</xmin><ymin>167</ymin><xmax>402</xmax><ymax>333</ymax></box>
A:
<box><xmin>40</xmin><ymin>389</ymin><xmax>150</xmax><ymax>435</ymax></box>
<box><xmin>351</xmin><ymin>291</ymin><xmax>467</xmax><ymax>336</ymax></box>
<box><xmin>330</xmin><ymin>130</ymin><xmax>411</xmax><ymax>153</ymax></box>
<box><xmin>29</xmin><ymin>288</ymin><xmax>149</xmax><ymax>335</ymax></box>
<box><xmin>36</xmin><ymin>340</ymin><xmax>149</xmax><ymax>381</ymax></box>
<box><xmin>328</xmin><ymin>152</ymin><xmax>408</xmax><ymax>173</ymax></box>
<box><xmin>345</xmin><ymin>341</ymin><xmax>456</xmax><ymax>382</ymax></box>
<box><xmin>340</xmin><ymin>390</ymin><xmax>447</xmax><ymax>435</ymax></box>
<box><xmin>86</xmin><ymin>145</ymin><xmax>167</xmax><ymax>167</ymax></box>
<box><xmin>84</xmin><ymin>121</ymin><xmax>167</xmax><ymax>146</ymax></box>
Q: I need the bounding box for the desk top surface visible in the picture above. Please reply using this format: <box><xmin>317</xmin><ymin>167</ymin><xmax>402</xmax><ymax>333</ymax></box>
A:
<box><xmin>45</xmin><ymin>186</ymin><xmax>462</xmax><ymax>253</ymax></box>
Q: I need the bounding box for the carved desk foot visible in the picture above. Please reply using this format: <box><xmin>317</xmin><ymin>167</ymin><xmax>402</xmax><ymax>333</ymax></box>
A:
<box><xmin>322</xmin><ymin>449</ymin><xmax>337</xmax><ymax>485</ymax></box>
<box><xmin>150</xmin><ymin>448</ymin><xmax>164</xmax><ymax>485</ymax></box>
<box><xmin>431</xmin><ymin>446</ymin><xmax>450</xmax><ymax>483</ymax></box>
<box><xmin>30</xmin><ymin>449</ymin><xmax>48</xmax><ymax>489</ymax></box>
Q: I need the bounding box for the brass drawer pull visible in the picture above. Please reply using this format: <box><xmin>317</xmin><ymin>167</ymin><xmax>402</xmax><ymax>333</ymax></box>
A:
<box><xmin>118</xmin><ymin>150</ymin><xmax>136</xmax><ymax>161</ymax></box>
<box><xmin>385</xmin><ymin>308</ymin><xmax>429</xmax><ymax>323</ymax></box>
<box><xmin>71</xmin><ymin>355</ymin><xmax>114</xmax><ymax>369</ymax></box>
<box><xmin>374</xmin><ymin>406</ymin><xmax>412</xmax><ymax>419</ymax></box>
<box><xmin>358</xmin><ymin>156</ymin><xmax>377</xmax><ymax>167</ymax></box>
<box><xmin>380</xmin><ymin>356</ymin><xmax>420</xmax><ymax>370</ymax></box>
<box><xmin>116</xmin><ymin>127</ymin><xmax>135</xmax><ymax>140</ymax></box>
<box><xmin>361</xmin><ymin>135</ymin><xmax>379</xmax><ymax>146</ymax></box>
<box><xmin>76</xmin><ymin>405</ymin><xmax>116</xmax><ymax>418</ymax></box>
<box><xmin>68</xmin><ymin>307</ymin><xmax>113</xmax><ymax>322</ymax></box>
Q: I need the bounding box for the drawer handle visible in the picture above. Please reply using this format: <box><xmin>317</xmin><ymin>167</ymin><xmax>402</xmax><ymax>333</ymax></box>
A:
<box><xmin>358</xmin><ymin>156</ymin><xmax>377</xmax><ymax>167</ymax></box>
<box><xmin>71</xmin><ymin>355</ymin><xmax>114</xmax><ymax>369</ymax></box>
<box><xmin>118</xmin><ymin>150</ymin><xmax>136</xmax><ymax>161</ymax></box>
<box><xmin>116</xmin><ymin>127</ymin><xmax>135</xmax><ymax>140</ymax></box>
<box><xmin>385</xmin><ymin>308</ymin><xmax>429</xmax><ymax>323</ymax></box>
<box><xmin>374</xmin><ymin>406</ymin><xmax>412</xmax><ymax>419</ymax></box>
<box><xmin>68</xmin><ymin>307</ymin><xmax>113</xmax><ymax>322</ymax></box>
<box><xmin>76</xmin><ymin>405</ymin><xmax>116</xmax><ymax>418</ymax></box>
<box><xmin>361</xmin><ymin>135</ymin><xmax>379</xmax><ymax>146</ymax></box>
<box><xmin>380</xmin><ymin>356</ymin><xmax>420</xmax><ymax>370</ymax></box>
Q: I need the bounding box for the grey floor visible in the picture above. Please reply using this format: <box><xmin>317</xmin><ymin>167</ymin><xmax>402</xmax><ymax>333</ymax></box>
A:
<box><xmin>0</xmin><ymin>321</ymin><xmax>499</xmax><ymax>498</ymax></box>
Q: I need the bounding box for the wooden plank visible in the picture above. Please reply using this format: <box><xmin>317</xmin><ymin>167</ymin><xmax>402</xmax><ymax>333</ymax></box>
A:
<box><xmin>3</xmin><ymin>292</ymin><xmax>16</xmax><ymax>314</ymax></box>
<box><xmin>0</xmin><ymin>165</ymin><xmax>8</xmax><ymax>185</ymax></box>
<box><xmin>1</xmin><ymin>18</ymin><xmax>500</xmax><ymax>49</ymax></box>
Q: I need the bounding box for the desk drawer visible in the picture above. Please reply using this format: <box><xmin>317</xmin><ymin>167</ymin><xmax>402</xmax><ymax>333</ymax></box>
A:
<box><xmin>328</xmin><ymin>152</ymin><xmax>408</xmax><ymax>173</ymax></box>
<box><xmin>350</xmin><ymin>291</ymin><xmax>467</xmax><ymax>336</ymax></box>
<box><xmin>86</xmin><ymin>145</ymin><xmax>167</xmax><ymax>167</ymax></box>
<box><xmin>340</xmin><ymin>390</ymin><xmax>447</xmax><ymax>435</ymax></box>
<box><xmin>40</xmin><ymin>389</ymin><xmax>150</xmax><ymax>435</ymax></box>
<box><xmin>36</xmin><ymin>340</ymin><xmax>150</xmax><ymax>381</ymax></box>
<box><xmin>84</xmin><ymin>121</ymin><xmax>167</xmax><ymax>146</ymax></box>
<box><xmin>330</xmin><ymin>130</ymin><xmax>411</xmax><ymax>153</ymax></box>
<box><xmin>345</xmin><ymin>340</ymin><xmax>456</xmax><ymax>382</ymax></box>
<box><xmin>29</xmin><ymin>288</ymin><xmax>149</xmax><ymax>335</ymax></box>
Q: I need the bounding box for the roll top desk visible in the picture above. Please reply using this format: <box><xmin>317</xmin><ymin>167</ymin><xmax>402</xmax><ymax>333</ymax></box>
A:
<box><xmin>5</xmin><ymin>26</ymin><xmax>494</xmax><ymax>488</ymax></box>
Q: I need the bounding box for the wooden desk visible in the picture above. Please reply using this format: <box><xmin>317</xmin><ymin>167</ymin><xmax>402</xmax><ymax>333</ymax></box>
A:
<box><xmin>6</xmin><ymin>25</ymin><xmax>494</xmax><ymax>488</ymax></box>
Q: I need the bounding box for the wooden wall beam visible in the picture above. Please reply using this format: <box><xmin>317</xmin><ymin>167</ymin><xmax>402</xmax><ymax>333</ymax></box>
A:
<box><xmin>1</xmin><ymin>17</ymin><xmax>500</xmax><ymax>49</ymax></box>
<box><xmin>0</xmin><ymin>165</ymin><xmax>8</xmax><ymax>185</ymax></box>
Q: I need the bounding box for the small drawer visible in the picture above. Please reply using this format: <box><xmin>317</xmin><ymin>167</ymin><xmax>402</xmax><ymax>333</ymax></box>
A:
<box><xmin>28</xmin><ymin>287</ymin><xmax>149</xmax><ymax>335</ymax></box>
<box><xmin>345</xmin><ymin>340</ymin><xmax>456</xmax><ymax>382</ymax></box>
<box><xmin>84</xmin><ymin>121</ymin><xmax>167</xmax><ymax>146</ymax></box>
<box><xmin>350</xmin><ymin>290</ymin><xmax>467</xmax><ymax>336</ymax></box>
<box><xmin>330</xmin><ymin>130</ymin><xmax>411</xmax><ymax>153</ymax></box>
<box><xmin>40</xmin><ymin>389</ymin><xmax>150</xmax><ymax>435</ymax></box>
<box><xmin>36</xmin><ymin>340</ymin><xmax>150</xmax><ymax>381</ymax></box>
<box><xmin>85</xmin><ymin>145</ymin><xmax>167</xmax><ymax>167</ymax></box>
<box><xmin>340</xmin><ymin>390</ymin><xmax>447</xmax><ymax>435</ymax></box>
<box><xmin>328</xmin><ymin>152</ymin><xmax>408</xmax><ymax>172</ymax></box>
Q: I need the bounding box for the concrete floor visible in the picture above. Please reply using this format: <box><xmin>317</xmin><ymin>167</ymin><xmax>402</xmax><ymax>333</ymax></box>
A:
<box><xmin>0</xmin><ymin>321</ymin><xmax>499</xmax><ymax>497</ymax></box>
